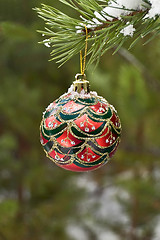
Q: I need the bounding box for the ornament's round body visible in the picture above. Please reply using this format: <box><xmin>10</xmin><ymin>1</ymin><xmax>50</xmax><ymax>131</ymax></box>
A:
<box><xmin>40</xmin><ymin>84</ymin><xmax>121</xmax><ymax>172</ymax></box>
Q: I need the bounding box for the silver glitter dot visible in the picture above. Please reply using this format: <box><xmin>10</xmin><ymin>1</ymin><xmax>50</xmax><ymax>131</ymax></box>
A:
<box><xmin>80</xmin><ymin>122</ymin><xmax>84</xmax><ymax>127</ymax></box>
<box><xmin>48</xmin><ymin>121</ymin><xmax>53</xmax><ymax>128</ymax></box>
<box><xmin>85</xmin><ymin>127</ymin><xmax>89</xmax><ymax>132</ymax></box>
<box><xmin>99</xmin><ymin>107</ymin><xmax>105</xmax><ymax>112</ymax></box>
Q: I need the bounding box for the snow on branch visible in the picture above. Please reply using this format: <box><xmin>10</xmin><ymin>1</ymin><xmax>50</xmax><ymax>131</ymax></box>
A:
<box><xmin>35</xmin><ymin>0</ymin><xmax>160</xmax><ymax>67</ymax></box>
<box><xmin>77</xmin><ymin>0</ymin><xmax>160</xmax><ymax>36</ymax></box>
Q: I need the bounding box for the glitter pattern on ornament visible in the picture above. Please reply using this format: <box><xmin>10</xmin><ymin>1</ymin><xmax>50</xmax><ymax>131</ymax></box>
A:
<box><xmin>40</xmin><ymin>80</ymin><xmax>121</xmax><ymax>172</ymax></box>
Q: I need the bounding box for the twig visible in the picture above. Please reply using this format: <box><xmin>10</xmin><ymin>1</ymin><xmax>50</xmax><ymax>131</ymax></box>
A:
<box><xmin>117</xmin><ymin>47</ymin><xmax>160</xmax><ymax>91</ymax></box>
<box><xmin>83</xmin><ymin>11</ymin><xmax>144</xmax><ymax>34</ymax></box>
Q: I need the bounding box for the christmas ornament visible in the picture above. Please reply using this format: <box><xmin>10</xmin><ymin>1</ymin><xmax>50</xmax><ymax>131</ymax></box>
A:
<box><xmin>39</xmin><ymin>23</ymin><xmax>122</xmax><ymax>172</ymax></box>
<box><xmin>40</xmin><ymin>74</ymin><xmax>121</xmax><ymax>172</ymax></box>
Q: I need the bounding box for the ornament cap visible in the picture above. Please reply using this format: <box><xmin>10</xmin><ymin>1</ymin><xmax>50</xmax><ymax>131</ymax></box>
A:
<box><xmin>73</xmin><ymin>73</ymin><xmax>90</xmax><ymax>93</ymax></box>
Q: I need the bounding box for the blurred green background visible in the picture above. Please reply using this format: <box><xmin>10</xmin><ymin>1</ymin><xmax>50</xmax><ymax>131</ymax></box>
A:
<box><xmin>0</xmin><ymin>1</ymin><xmax>160</xmax><ymax>240</ymax></box>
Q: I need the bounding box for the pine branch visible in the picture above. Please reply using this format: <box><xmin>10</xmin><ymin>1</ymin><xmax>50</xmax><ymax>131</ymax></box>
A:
<box><xmin>34</xmin><ymin>0</ymin><xmax>160</xmax><ymax>67</ymax></box>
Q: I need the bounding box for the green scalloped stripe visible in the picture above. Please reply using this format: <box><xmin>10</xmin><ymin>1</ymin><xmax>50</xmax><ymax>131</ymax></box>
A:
<box><xmin>73</xmin><ymin>154</ymin><xmax>108</xmax><ymax>168</ymax></box>
<box><xmin>71</xmin><ymin>122</ymin><xmax>106</xmax><ymax>138</ymax></box>
<box><xmin>87</xmin><ymin>114</ymin><xmax>104</xmax><ymax>123</ymax></box>
<box><xmin>57</xmin><ymin>145</ymin><xmax>82</xmax><ymax>155</ymax></box>
<box><xmin>88</xmin><ymin>139</ymin><xmax>119</xmax><ymax>154</ymax></box>
<box><xmin>59</xmin><ymin>112</ymin><xmax>80</xmax><ymax>121</ymax></box>
<box><xmin>42</xmin><ymin>122</ymin><xmax>67</xmax><ymax>137</ymax></box>
<box><xmin>40</xmin><ymin>124</ymin><xmax>50</xmax><ymax>140</ymax></box>
<box><xmin>88</xmin><ymin>107</ymin><xmax>112</xmax><ymax>120</ymax></box>
<box><xmin>110</xmin><ymin>124</ymin><xmax>121</xmax><ymax>136</ymax></box>
<box><xmin>75</xmin><ymin>97</ymin><xmax>97</xmax><ymax>105</ymax></box>
<box><xmin>43</xmin><ymin>141</ymin><xmax>54</xmax><ymax>152</ymax></box>
<box><xmin>44</xmin><ymin>110</ymin><xmax>51</xmax><ymax>119</ymax></box>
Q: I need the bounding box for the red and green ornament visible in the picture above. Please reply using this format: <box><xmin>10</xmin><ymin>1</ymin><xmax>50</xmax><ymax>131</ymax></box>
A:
<box><xmin>40</xmin><ymin>74</ymin><xmax>121</xmax><ymax>172</ymax></box>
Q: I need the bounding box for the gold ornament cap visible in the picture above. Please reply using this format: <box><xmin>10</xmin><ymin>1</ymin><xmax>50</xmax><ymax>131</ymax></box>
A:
<box><xmin>73</xmin><ymin>74</ymin><xmax>90</xmax><ymax>94</ymax></box>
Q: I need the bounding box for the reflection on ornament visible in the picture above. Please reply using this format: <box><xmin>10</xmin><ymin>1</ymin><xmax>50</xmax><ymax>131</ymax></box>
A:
<box><xmin>40</xmin><ymin>76</ymin><xmax>121</xmax><ymax>172</ymax></box>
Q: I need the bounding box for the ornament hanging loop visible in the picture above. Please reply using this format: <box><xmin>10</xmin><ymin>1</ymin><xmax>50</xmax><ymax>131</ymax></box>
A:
<box><xmin>73</xmin><ymin>25</ymin><xmax>89</xmax><ymax>94</ymax></box>
<box><xmin>80</xmin><ymin>25</ymin><xmax>88</xmax><ymax>76</ymax></box>
<box><xmin>75</xmin><ymin>73</ymin><xmax>86</xmax><ymax>81</ymax></box>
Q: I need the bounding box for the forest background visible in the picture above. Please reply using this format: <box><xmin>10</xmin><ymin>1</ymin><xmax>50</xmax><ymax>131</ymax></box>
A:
<box><xmin>0</xmin><ymin>0</ymin><xmax>160</xmax><ymax>240</ymax></box>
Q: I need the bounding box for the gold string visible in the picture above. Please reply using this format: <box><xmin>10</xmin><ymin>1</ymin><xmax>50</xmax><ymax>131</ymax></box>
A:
<box><xmin>80</xmin><ymin>25</ymin><xmax>88</xmax><ymax>76</ymax></box>
<box><xmin>80</xmin><ymin>50</ymin><xmax>83</xmax><ymax>75</ymax></box>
